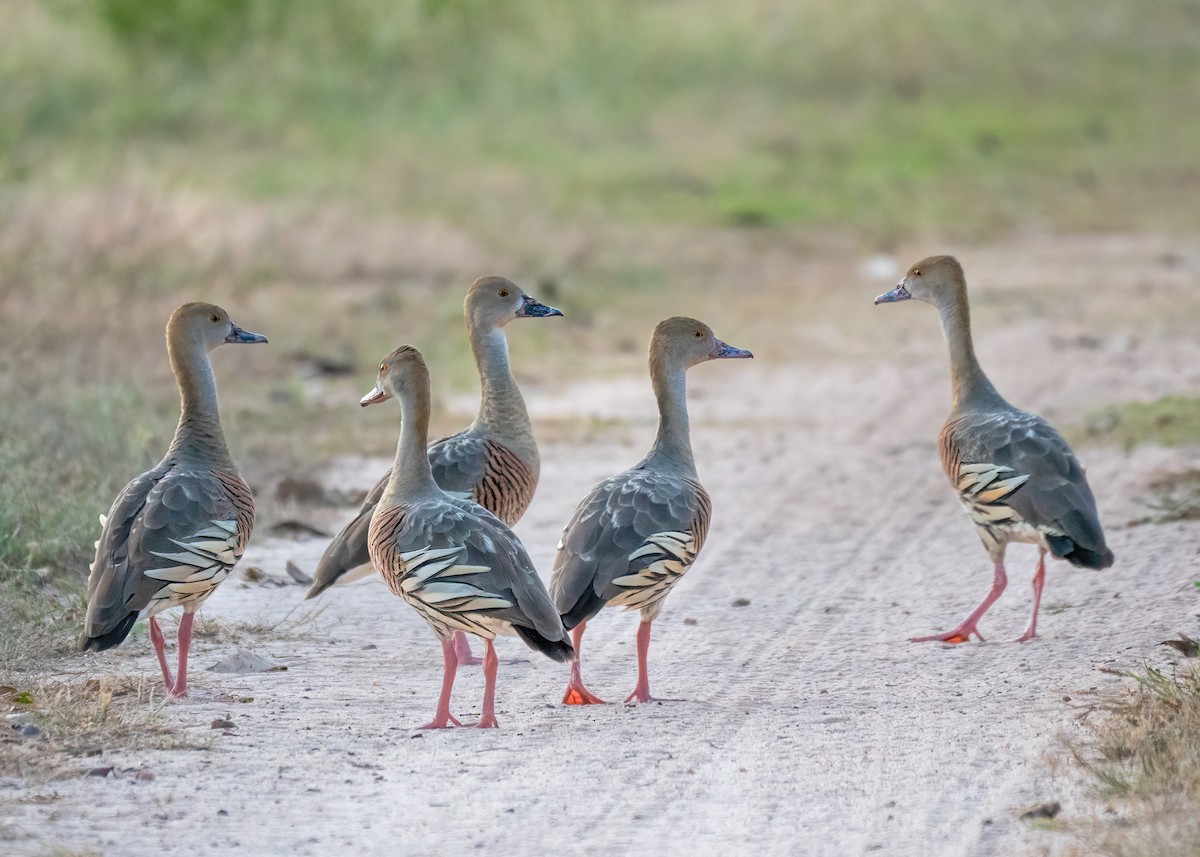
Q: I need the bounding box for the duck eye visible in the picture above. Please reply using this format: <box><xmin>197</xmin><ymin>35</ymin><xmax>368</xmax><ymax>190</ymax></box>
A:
<box><xmin>498</xmin><ymin>288</ymin><xmax>510</xmax><ymax>298</ymax></box>
<box><xmin>210</xmin><ymin>314</ymin><xmax>221</xmax><ymax>323</ymax></box>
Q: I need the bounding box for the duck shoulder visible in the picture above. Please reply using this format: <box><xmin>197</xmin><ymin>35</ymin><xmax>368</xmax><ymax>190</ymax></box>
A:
<box><xmin>429</xmin><ymin>431</ymin><xmax>536</xmax><ymax>525</ymax></box>
<box><xmin>940</xmin><ymin>407</ymin><xmax>1111</xmax><ymax>566</ymax></box>
<box><xmin>82</xmin><ymin>461</ymin><xmax>254</xmax><ymax>649</ymax></box>
<box><xmin>550</xmin><ymin>467</ymin><xmax>711</xmax><ymax>628</ymax></box>
<box><xmin>368</xmin><ymin>495</ymin><xmax>566</xmax><ymax>650</ymax></box>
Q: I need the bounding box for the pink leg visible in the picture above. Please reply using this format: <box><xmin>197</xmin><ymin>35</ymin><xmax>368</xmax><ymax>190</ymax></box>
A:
<box><xmin>911</xmin><ymin>561</ymin><xmax>1008</xmax><ymax>644</ymax></box>
<box><xmin>562</xmin><ymin>622</ymin><xmax>606</xmax><ymax>705</ymax></box>
<box><xmin>625</xmin><ymin>620</ymin><xmax>681</xmax><ymax>704</ymax></box>
<box><xmin>453</xmin><ymin>631</ymin><xmax>482</xmax><ymax>666</ymax></box>
<box><xmin>465</xmin><ymin>640</ymin><xmax>500</xmax><ymax>728</ymax></box>
<box><xmin>1014</xmin><ymin>552</ymin><xmax>1046</xmax><ymax>643</ymax></box>
<box><xmin>418</xmin><ymin>639</ymin><xmax>462</xmax><ymax>729</ymax></box>
<box><xmin>168</xmin><ymin>613</ymin><xmax>194</xmax><ymax>698</ymax></box>
<box><xmin>148</xmin><ymin>616</ymin><xmax>174</xmax><ymax>694</ymax></box>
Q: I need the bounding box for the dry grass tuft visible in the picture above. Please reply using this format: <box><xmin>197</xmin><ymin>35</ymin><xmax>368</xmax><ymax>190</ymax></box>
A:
<box><xmin>1068</xmin><ymin>664</ymin><xmax>1200</xmax><ymax>855</ymax></box>
<box><xmin>0</xmin><ymin>583</ymin><xmax>85</xmax><ymax>675</ymax></box>
<box><xmin>1</xmin><ymin>674</ymin><xmax>195</xmax><ymax>785</ymax></box>
<box><xmin>190</xmin><ymin>602</ymin><xmax>326</xmax><ymax>644</ymax></box>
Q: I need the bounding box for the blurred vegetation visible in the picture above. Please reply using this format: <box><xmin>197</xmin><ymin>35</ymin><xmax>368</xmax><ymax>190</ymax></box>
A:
<box><xmin>3</xmin><ymin>0</ymin><xmax>1199</xmax><ymax>235</ymax></box>
<box><xmin>1083</xmin><ymin>396</ymin><xmax>1200</xmax><ymax>450</ymax></box>
<box><xmin>0</xmin><ymin>385</ymin><xmax>158</xmax><ymax>669</ymax></box>
<box><xmin>0</xmin><ymin>386</ymin><xmax>160</xmax><ymax>574</ymax></box>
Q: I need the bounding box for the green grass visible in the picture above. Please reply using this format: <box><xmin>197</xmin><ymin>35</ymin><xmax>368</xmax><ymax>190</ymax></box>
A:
<box><xmin>0</xmin><ymin>385</ymin><xmax>163</xmax><ymax>575</ymax></box>
<box><xmin>1082</xmin><ymin>396</ymin><xmax>1200</xmax><ymax>450</ymax></box>
<box><xmin>0</xmin><ymin>385</ymin><xmax>163</xmax><ymax>670</ymax></box>
<box><xmin>3</xmin><ymin>0</ymin><xmax>1200</xmax><ymax>237</ymax></box>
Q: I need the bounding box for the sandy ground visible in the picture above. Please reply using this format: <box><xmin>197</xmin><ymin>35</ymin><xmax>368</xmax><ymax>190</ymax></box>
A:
<box><xmin>4</xmin><ymin>236</ymin><xmax>1200</xmax><ymax>856</ymax></box>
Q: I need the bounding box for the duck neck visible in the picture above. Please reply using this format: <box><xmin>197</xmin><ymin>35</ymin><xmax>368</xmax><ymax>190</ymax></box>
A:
<box><xmin>938</xmin><ymin>295</ymin><xmax>1004</xmax><ymax>411</ymax></box>
<box><xmin>381</xmin><ymin>380</ymin><xmax>439</xmax><ymax>507</ymax></box>
<box><xmin>166</xmin><ymin>337</ymin><xmax>234</xmax><ymax>467</ymax></box>
<box><xmin>470</xmin><ymin>323</ymin><xmax>532</xmax><ymax>439</ymax></box>
<box><xmin>644</xmin><ymin>360</ymin><xmax>697</xmax><ymax>477</ymax></box>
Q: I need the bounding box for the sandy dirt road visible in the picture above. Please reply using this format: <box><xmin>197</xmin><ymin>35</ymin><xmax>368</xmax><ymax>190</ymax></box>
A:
<box><xmin>4</xmin><ymin>237</ymin><xmax>1200</xmax><ymax>856</ymax></box>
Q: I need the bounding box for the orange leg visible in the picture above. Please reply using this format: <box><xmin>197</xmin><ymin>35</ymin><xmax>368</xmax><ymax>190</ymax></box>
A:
<box><xmin>1014</xmin><ymin>552</ymin><xmax>1046</xmax><ymax>643</ymax></box>
<box><xmin>912</xmin><ymin>561</ymin><xmax>1008</xmax><ymax>644</ymax></box>
<box><xmin>418</xmin><ymin>638</ymin><xmax>462</xmax><ymax>729</ymax></box>
<box><xmin>562</xmin><ymin>622</ymin><xmax>606</xmax><ymax>705</ymax></box>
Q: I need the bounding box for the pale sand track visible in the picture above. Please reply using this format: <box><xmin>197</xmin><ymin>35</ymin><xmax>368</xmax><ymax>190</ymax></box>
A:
<box><xmin>5</xmin><ymin>237</ymin><xmax>1200</xmax><ymax>856</ymax></box>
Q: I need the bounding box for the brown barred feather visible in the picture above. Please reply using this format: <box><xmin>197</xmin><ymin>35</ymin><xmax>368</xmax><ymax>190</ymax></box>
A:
<box><xmin>213</xmin><ymin>467</ymin><xmax>256</xmax><ymax>553</ymax></box>
<box><xmin>474</xmin><ymin>440</ymin><xmax>537</xmax><ymax>526</ymax></box>
<box><xmin>689</xmin><ymin>481</ymin><xmax>712</xmax><ymax>553</ymax></box>
<box><xmin>368</xmin><ymin>504</ymin><xmax>410</xmax><ymax>598</ymax></box>
<box><xmin>938</xmin><ymin>417</ymin><xmax>965</xmax><ymax>487</ymax></box>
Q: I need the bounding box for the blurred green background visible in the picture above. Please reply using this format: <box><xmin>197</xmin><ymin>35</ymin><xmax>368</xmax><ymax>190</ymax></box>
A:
<box><xmin>2</xmin><ymin>0</ymin><xmax>1199</xmax><ymax>600</ymax></box>
<box><xmin>5</xmin><ymin>0</ymin><xmax>1199</xmax><ymax>235</ymax></box>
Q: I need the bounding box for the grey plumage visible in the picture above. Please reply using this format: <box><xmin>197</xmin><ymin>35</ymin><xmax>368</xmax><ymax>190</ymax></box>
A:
<box><xmin>941</xmin><ymin>408</ymin><xmax>1112</xmax><ymax>569</ymax></box>
<box><xmin>370</xmin><ymin>495</ymin><xmax>571</xmax><ymax>660</ymax></box>
<box><xmin>81</xmin><ymin>464</ymin><xmax>253</xmax><ymax>650</ymax></box>
<box><xmin>552</xmin><ymin>469</ymin><xmax>710</xmax><ymax>629</ymax></box>
<box><xmin>305</xmin><ymin>433</ymin><xmax>483</xmax><ymax>598</ymax></box>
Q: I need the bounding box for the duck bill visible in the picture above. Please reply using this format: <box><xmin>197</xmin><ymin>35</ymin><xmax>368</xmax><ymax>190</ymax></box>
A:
<box><xmin>359</xmin><ymin>384</ymin><xmax>390</xmax><ymax>407</ymax></box>
<box><xmin>516</xmin><ymin>295</ymin><xmax>564</xmax><ymax>318</ymax></box>
<box><xmin>709</xmin><ymin>339</ymin><xmax>753</xmax><ymax>359</ymax></box>
<box><xmin>874</xmin><ymin>284</ymin><xmax>912</xmax><ymax>305</ymax></box>
<box><xmin>225</xmin><ymin>322</ymin><xmax>268</xmax><ymax>344</ymax></box>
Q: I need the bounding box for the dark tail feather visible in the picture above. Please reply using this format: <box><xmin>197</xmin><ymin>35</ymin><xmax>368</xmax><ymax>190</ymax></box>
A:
<box><xmin>305</xmin><ymin>508</ymin><xmax>374</xmax><ymax>600</ymax></box>
<box><xmin>560</xmin><ymin>591</ymin><xmax>606</xmax><ymax>632</ymax></box>
<box><xmin>1047</xmin><ymin>535</ymin><xmax>1115</xmax><ymax>570</ymax></box>
<box><xmin>514</xmin><ymin>625</ymin><xmax>575</xmax><ymax>663</ymax></box>
<box><xmin>79</xmin><ymin>612</ymin><xmax>138</xmax><ymax>653</ymax></box>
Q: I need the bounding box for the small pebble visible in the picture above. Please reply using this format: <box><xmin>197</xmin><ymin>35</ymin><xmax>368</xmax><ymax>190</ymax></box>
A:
<box><xmin>1019</xmin><ymin>802</ymin><xmax>1062</xmax><ymax>821</ymax></box>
